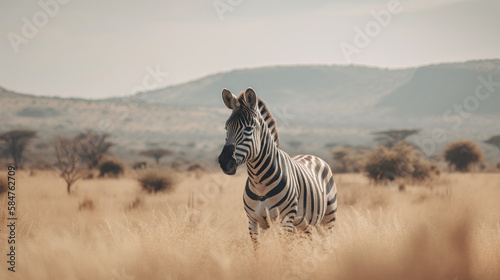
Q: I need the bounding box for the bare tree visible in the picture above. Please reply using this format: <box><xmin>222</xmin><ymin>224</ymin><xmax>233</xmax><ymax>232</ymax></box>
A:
<box><xmin>140</xmin><ymin>148</ymin><xmax>173</xmax><ymax>165</ymax></box>
<box><xmin>0</xmin><ymin>130</ymin><xmax>37</xmax><ymax>169</ymax></box>
<box><xmin>54</xmin><ymin>136</ymin><xmax>87</xmax><ymax>194</ymax></box>
<box><xmin>75</xmin><ymin>130</ymin><xmax>113</xmax><ymax>169</ymax></box>
<box><xmin>485</xmin><ymin>135</ymin><xmax>500</xmax><ymax>150</ymax></box>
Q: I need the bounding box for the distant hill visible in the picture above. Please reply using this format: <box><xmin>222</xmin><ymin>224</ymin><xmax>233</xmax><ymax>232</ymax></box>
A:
<box><xmin>1</xmin><ymin>59</ymin><xmax>500</xmax><ymax>167</ymax></box>
<box><xmin>131</xmin><ymin>65</ymin><xmax>415</xmax><ymax>125</ymax></box>
<box><xmin>128</xmin><ymin>59</ymin><xmax>500</xmax><ymax>125</ymax></box>
<box><xmin>376</xmin><ymin>60</ymin><xmax>500</xmax><ymax>117</ymax></box>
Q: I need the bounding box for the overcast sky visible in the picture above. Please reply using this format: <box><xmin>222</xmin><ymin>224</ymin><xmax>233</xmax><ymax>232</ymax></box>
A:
<box><xmin>1</xmin><ymin>0</ymin><xmax>499</xmax><ymax>99</ymax></box>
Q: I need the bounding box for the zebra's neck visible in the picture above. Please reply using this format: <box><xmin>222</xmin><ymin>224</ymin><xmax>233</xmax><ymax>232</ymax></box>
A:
<box><xmin>246</xmin><ymin>120</ymin><xmax>284</xmax><ymax>194</ymax></box>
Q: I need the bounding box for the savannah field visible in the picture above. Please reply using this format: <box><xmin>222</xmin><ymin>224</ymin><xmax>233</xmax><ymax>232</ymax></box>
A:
<box><xmin>1</xmin><ymin>169</ymin><xmax>499</xmax><ymax>280</ymax></box>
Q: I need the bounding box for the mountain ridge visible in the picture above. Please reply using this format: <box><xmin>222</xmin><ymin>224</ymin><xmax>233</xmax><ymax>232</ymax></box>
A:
<box><xmin>1</xmin><ymin>59</ymin><xmax>499</xmax><ymax>164</ymax></box>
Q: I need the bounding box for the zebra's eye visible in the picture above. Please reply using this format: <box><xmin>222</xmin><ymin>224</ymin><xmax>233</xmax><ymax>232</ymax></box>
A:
<box><xmin>244</xmin><ymin>127</ymin><xmax>253</xmax><ymax>132</ymax></box>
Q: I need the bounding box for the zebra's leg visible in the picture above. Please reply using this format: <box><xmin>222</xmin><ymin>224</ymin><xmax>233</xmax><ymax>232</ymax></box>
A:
<box><xmin>281</xmin><ymin>218</ymin><xmax>296</xmax><ymax>234</ymax></box>
<box><xmin>279</xmin><ymin>209</ymin><xmax>297</xmax><ymax>236</ymax></box>
<box><xmin>250</xmin><ymin>233</ymin><xmax>259</xmax><ymax>252</ymax></box>
<box><xmin>279</xmin><ymin>215</ymin><xmax>296</xmax><ymax>260</ymax></box>
<box><xmin>321</xmin><ymin>189</ymin><xmax>337</xmax><ymax>231</ymax></box>
<box><xmin>248</xmin><ymin>219</ymin><xmax>260</xmax><ymax>255</ymax></box>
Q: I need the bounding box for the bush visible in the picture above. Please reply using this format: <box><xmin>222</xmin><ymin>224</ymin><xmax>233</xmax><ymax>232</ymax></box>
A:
<box><xmin>0</xmin><ymin>176</ymin><xmax>7</xmax><ymax>195</ymax></box>
<box><xmin>137</xmin><ymin>169</ymin><xmax>176</xmax><ymax>193</ymax></box>
<box><xmin>187</xmin><ymin>162</ymin><xmax>205</xmax><ymax>172</ymax></box>
<box><xmin>98</xmin><ymin>158</ymin><xmax>125</xmax><ymax>178</ymax></box>
<box><xmin>78</xmin><ymin>198</ymin><xmax>95</xmax><ymax>211</ymax></box>
<box><xmin>187</xmin><ymin>162</ymin><xmax>206</xmax><ymax>179</ymax></box>
<box><xmin>128</xmin><ymin>197</ymin><xmax>142</xmax><ymax>210</ymax></box>
<box><xmin>364</xmin><ymin>141</ymin><xmax>437</xmax><ymax>183</ymax></box>
<box><xmin>444</xmin><ymin>141</ymin><xmax>483</xmax><ymax>172</ymax></box>
<box><xmin>331</xmin><ymin>147</ymin><xmax>365</xmax><ymax>173</ymax></box>
<box><xmin>132</xmin><ymin>161</ymin><xmax>147</xmax><ymax>170</ymax></box>
<box><xmin>169</xmin><ymin>158</ymin><xmax>188</xmax><ymax>170</ymax></box>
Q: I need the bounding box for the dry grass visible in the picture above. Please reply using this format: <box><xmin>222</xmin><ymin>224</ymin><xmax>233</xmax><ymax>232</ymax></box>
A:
<box><xmin>1</xmin><ymin>170</ymin><xmax>500</xmax><ymax>280</ymax></box>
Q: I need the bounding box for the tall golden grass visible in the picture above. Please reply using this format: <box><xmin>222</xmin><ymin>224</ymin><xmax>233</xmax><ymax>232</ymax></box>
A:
<box><xmin>1</xmin><ymin>171</ymin><xmax>499</xmax><ymax>280</ymax></box>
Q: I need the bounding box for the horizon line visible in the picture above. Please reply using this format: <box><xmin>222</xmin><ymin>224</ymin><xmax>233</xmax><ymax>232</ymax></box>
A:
<box><xmin>2</xmin><ymin>57</ymin><xmax>499</xmax><ymax>101</ymax></box>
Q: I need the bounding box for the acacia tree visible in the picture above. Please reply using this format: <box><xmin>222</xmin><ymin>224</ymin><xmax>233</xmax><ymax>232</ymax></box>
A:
<box><xmin>0</xmin><ymin>130</ymin><xmax>37</xmax><ymax>169</ymax></box>
<box><xmin>444</xmin><ymin>140</ymin><xmax>483</xmax><ymax>172</ymax></box>
<box><xmin>485</xmin><ymin>135</ymin><xmax>500</xmax><ymax>150</ymax></box>
<box><xmin>140</xmin><ymin>148</ymin><xmax>173</xmax><ymax>165</ymax></box>
<box><xmin>54</xmin><ymin>136</ymin><xmax>87</xmax><ymax>194</ymax></box>
<box><xmin>332</xmin><ymin>147</ymin><xmax>350</xmax><ymax>173</ymax></box>
<box><xmin>372</xmin><ymin>129</ymin><xmax>421</xmax><ymax>147</ymax></box>
<box><xmin>75</xmin><ymin>130</ymin><xmax>113</xmax><ymax>169</ymax></box>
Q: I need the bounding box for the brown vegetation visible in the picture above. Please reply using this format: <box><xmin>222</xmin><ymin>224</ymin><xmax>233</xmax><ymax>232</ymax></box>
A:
<box><xmin>78</xmin><ymin>197</ymin><xmax>95</xmax><ymax>211</ymax></box>
<box><xmin>1</xmin><ymin>171</ymin><xmax>499</xmax><ymax>280</ymax></box>
<box><xmin>0</xmin><ymin>129</ymin><xmax>37</xmax><ymax>169</ymax></box>
<box><xmin>132</xmin><ymin>161</ymin><xmax>148</xmax><ymax>170</ymax></box>
<box><xmin>140</xmin><ymin>148</ymin><xmax>173</xmax><ymax>165</ymax></box>
<box><xmin>75</xmin><ymin>130</ymin><xmax>113</xmax><ymax>169</ymax></box>
<box><xmin>137</xmin><ymin>169</ymin><xmax>176</xmax><ymax>193</ymax></box>
<box><xmin>53</xmin><ymin>136</ymin><xmax>88</xmax><ymax>194</ymax></box>
<box><xmin>98</xmin><ymin>158</ymin><xmax>125</xmax><ymax>178</ymax></box>
<box><xmin>364</xmin><ymin>141</ymin><xmax>438</xmax><ymax>183</ymax></box>
<box><xmin>372</xmin><ymin>129</ymin><xmax>420</xmax><ymax>147</ymax></box>
<box><xmin>444</xmin><ymin>140</ymin><xmax>483</xmax><ymax>172</ymax></box>
<box><xmin>331</xmin><ymin>147</ymin><xmax>365</xmax><ymax>173</ymax></box>
<box><xmin>186</xmin><ymin>162</ymin><xmax>206</xmax><ymax>178</ymax></box>
<box><xmin>0</xmin><ymin>175</ymin><xmax>6</xmax><ymax>195</ymax></box>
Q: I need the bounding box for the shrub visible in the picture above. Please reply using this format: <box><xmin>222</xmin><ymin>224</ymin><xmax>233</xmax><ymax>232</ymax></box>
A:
<box><xmin>31</xmin><ymin>160</ymin><xmax>53</xmax><ymax>170</ymax></box>
<box><xmin>364</xmin><ymin>141</ymin><xmax>437</xmax><ymax>183</ymax></box>
<box><xmin>170</xmin><ymin>158</ymin><xmax>187</xmax><ymax>170</ymax></box>
<box><xmin>98</xmin><ymin>158</ymin><xmax>125</xmax><ymax>178</ymax></box>
<box><xmin>132</xmin><ymin>161</ymin><xmax>147</xmax><ymax>170</ymax></box>
<box><xmin>187</xmin><ymin>162</ymin><xmax>205</xmax><ymax>172</ymax></box>
<box><xmin>444</xmin><ymin>141</ymin><xmax>483</xmax><ymax>172</ymax></box>
<box><xmin>187</xmin><ymin>162</ymin><xmax>206</xmax><ymax>179</ymax></box>
<box><xmin>137</xmin><ymin>169</ymin><xmax>176</xmax><ymax>193</ymax></box>
<box><xmin>0</xmin><ymin>176</ymin><xmax>7</xmax><ymax>195</ymax></box>
<box><xmin>332</xmin><ymin>147</ymin><xmax>349</xmax><ymax>173</ymax></box>
<box><xmin>78</xmin><ymin>198</ymin><xmax>95</xmax><ymax>211</ymax></box>
<box><xmin>128</xmin><ymin>197</ymin><xmax>142</xmax><ymax>210</ymax></box>
<box><xmin>497</xmin><ymin>162</ymin><xmax>500</xmax><ymax>170</ymax></box>
<box><xmin>430</xmin><ymin>164</ymin><xmax>441</xmax><ymax>176</ymax></box>
<box><xmin>411</xmin><ymin>156</ymin><xmax>437</xmax><ymax>181</ymax></box>
<box><xmin>331</xmin><ymin>147</ymin><xmax>365</xmax><ymax>173</ymax></box>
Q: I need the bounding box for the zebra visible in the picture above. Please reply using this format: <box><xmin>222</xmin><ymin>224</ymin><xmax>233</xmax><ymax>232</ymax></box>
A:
<box><xmin>217</xmin><ymin>87</ymin><xmax>337</xmax><ymax>242</ymax></box>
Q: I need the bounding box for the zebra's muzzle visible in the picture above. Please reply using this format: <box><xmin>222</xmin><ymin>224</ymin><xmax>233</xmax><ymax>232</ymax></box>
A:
<box><xmin>218</xmin><ymin>144</ymin><xmax>238</xmax><ymax>175</ymax></box>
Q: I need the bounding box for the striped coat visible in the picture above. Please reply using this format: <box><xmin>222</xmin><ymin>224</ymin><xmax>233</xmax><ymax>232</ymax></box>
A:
<box><xmin>218</xmin><ymin>88</ymin><xmax>337</xmax><ymax>237</ymax></box>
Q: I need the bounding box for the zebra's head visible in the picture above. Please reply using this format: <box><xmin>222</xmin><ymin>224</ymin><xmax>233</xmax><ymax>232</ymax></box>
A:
<box><xmin>218</xmin><ymin>88</ymin><xmax>262</xmax><ymax>175</ymax></box>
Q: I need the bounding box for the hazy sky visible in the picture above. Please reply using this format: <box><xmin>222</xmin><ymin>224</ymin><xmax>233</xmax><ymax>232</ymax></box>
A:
<box><xmin>1</xmin><ymin>0</ymin><xmax>499</xmax><ymax>99</ymax></box>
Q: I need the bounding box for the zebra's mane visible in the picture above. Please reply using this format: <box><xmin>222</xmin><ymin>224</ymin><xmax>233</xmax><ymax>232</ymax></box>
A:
<box><xmin>257</xmin><ymin>98</ymin><xmax>280</xmax><ymax>147</ymax></box>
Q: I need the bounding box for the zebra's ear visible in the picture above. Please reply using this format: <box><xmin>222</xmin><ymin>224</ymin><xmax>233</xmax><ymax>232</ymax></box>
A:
<box><xmin>244</xmin><ymin>88</ymin><xmax>257</xmax><ymax>110</ymax></box>
<box><xmin>222</xmin><ymin>89</ymin><xmax>240</xmax><ymax>110</ymax></box>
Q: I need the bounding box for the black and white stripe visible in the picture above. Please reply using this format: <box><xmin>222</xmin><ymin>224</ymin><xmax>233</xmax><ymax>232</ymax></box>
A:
<box><xmin>218</xmin><ymin>88</ymin><xmax>337</xmax><ymax>239</ymax></box>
